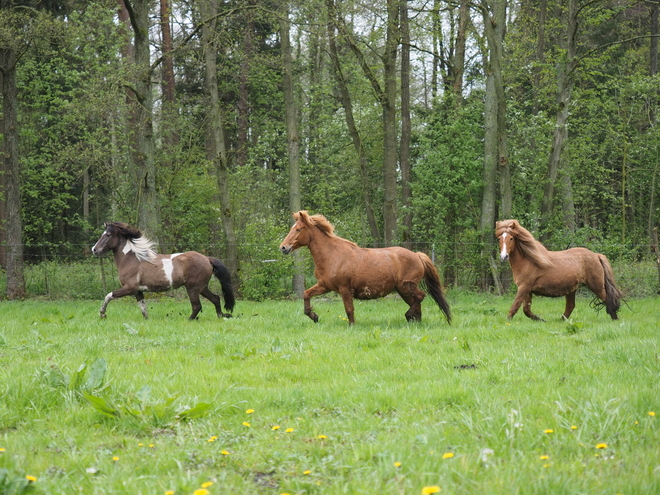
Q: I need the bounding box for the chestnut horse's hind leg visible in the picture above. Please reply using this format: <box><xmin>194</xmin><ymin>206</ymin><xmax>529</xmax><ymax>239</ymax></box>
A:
<box><xmin>201</xmin><ymin>286</ymin><xmax>225</xmax><ymax>318</ymax></box>
<box><xmin>398</xmin><ymin>281</ymin><xmax>425</xmax><ymax>322</ymax></box>
<box><xmin>562</xmin><ymin>291</ymin><xmax>576</xmax><ymax>320</ymax></box>
<box><xmin>303</xmin><ymin>283</ymin><xmax>331</xmax><ymax>323</ymax></box>
<box><xmin>337</xmin><ymin>287</ymin><xmax>356</xmax><ymax>325</ymax></box>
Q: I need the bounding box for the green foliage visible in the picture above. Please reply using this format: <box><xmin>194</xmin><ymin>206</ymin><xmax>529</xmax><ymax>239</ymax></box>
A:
<box><xmin>42</xmin><ymin>357</ymin><xmax>108</xmax><ymax>398</ymax></box>
<box><xmin>0</xmin><ymin>470</ymin><xmax>34</xmax><ymax>495</ymax></box>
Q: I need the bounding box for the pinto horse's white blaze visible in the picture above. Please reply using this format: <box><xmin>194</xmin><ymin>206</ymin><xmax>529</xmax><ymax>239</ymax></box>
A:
<box><xmin>500</xmin><ymin>232</ymin><xmax>509</xmax><ymax>261</ymax></box>
<box><xmin>91</xmin><ymin>230</ymin><xmax>108</xmax><ymax>254</ymax></box>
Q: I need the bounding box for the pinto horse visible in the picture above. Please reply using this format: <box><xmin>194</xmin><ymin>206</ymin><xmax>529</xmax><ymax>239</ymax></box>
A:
<box><xmin>495</xmin><ymin>219</ymin><xmax>623</xmax><ymax>321</ymax></box>
<box><xmin>92</xmin><ymin>222</ymin><xmax>235</xmax><ymax>320</ymax></box>
<box><xmin>279</xmin><ymin>211</ymin><xmax>451</xmax><ymax>325</ymax></box>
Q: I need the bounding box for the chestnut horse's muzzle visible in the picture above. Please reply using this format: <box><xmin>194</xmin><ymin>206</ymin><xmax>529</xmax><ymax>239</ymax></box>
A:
<box><xmin>280</xmin><ymin>245</ymin><xmax>293</xmax><ymax>255</ymax></box>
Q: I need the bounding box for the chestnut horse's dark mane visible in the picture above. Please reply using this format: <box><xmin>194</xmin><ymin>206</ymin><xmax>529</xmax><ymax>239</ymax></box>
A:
<box><xmin>105</xmin><ymin>221</ymin><xmax>158</xmax><ymax>263</ymax></box>
<box><xmin>297</xmin><ymin>211</ymin><xmax>358</xmax><ymax>247</ymax></box>
<box><xmin>496</xmin><ymin>219</ymin><xmax>553</xmax><ymax>268</ymax></box>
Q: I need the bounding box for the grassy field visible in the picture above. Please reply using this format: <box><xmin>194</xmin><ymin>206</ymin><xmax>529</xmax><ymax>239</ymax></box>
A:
<box><xmin>0</xmin><ymin>291</ymin><xmax>658</xmax><ymax>494</ymax></box>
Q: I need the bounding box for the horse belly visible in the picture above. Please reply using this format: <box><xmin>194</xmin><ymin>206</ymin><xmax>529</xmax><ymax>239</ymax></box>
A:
<box><xmin>532</xmin><ymin>275</ymin><xmax>580</xmax><ymax>297</ymax></box>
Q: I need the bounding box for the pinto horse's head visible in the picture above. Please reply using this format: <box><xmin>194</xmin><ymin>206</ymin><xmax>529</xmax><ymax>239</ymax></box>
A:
<box><xmin>92</xmin><ymin>222</ymin><xmax>141</xmax><ymax>255</ymax></box>
<box><xmin>280</xmin><ymin>211</ymin><xmax>313</xmax><ymax>255</ymax></box>
<box><xmin>495</xmin><ymin>219</ymin><xmax>522</xmax><ymax>262</ymax></box>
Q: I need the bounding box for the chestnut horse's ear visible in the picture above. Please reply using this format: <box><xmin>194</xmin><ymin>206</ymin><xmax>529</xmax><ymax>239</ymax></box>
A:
<box><xmin>295</xmin><ymin>210</ymin><xmax>310</xmax><ymax>225</ymax></box>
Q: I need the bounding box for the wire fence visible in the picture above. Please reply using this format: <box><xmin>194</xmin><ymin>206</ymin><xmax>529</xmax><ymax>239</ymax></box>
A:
<box><xmin>1</xmin><ymin>242</ymin><xmax>659</xmax><ymax>300</ymax></box>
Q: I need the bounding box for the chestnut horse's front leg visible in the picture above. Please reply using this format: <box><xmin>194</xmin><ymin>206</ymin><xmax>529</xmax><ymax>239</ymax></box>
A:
<box><xmin>303</xmin><ymin>283</ymin><xmax>330</xmax><ymax>323</ymax></box>
<box><xmin>508</xmin><ymin>287</ymin><xmax>543</xmax><ymax>321</ymax></box>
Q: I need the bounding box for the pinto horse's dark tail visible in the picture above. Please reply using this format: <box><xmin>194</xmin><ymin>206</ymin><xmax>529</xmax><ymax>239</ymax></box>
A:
<box><xmin>599</xmin><ymin>255</ymin><xmax>623</xmax><ymax>320</ymax></box>
<box><xmin>418</xmin><ymin>253</ymin><xmax>452</xmax><ymax>324</ymax></box>
<box><xmin>209</xmin><ymin>257</ymin><xmax>236</xmax><ymax>313</ymax></box>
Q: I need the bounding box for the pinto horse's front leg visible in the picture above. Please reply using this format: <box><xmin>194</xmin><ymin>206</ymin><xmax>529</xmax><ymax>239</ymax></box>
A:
<box><xmin>99</xmin><ymin>286</ymin><xmax>139</xmax><ymax>319</ymax></box>
<box><xmin>303</xmin><ymin>283</ymin><xmax>331</xmax><ymax>323</ymax></box>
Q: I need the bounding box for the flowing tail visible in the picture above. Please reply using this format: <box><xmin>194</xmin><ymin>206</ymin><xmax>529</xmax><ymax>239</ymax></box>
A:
<box><xmin>209</xmin><ymin>257</ymin><xmax>236</xmax><ymax>314</ymax></box>
<box><xmin>418</xmin><ymin>253</ymin><xmax>452</xmax><ymax>324</ymax></box>
<box><xmin>599</xmin><ymin>255</ymin><xmax>623</xmax><ymax>320</ymax></box>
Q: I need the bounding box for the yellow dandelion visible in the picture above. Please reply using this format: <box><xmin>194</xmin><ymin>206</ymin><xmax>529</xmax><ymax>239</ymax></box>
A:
<box><xmin>0</xmin><ymin>448</ymin><xmax>5</xmax><ymax>453</ymax></box>
<box><xmin>246</xmin><ymin>409</ymin><xmax>254</xmax><ymax>414</ymax></box>
<box><xmin>138</xmin><ymin>443</ymin><xmax>144</xmax><ymax>447</ymax></box>
<box><xmin>543</xmin><ymin>463</ymin><xmax>550</xmax><ymax>468</ymax></box>
<box><xmin>112</xmin><ymin>456</ymin><xmax>119</xmax><ymax>461</ymax></box>
<box><xmin>165</xmin><ymin>491</ymin><xmax>175</xmax><ymax>495</ymax></box>
<box><xmin>571</xmin><ymin>425</ymin><xmax>578</xmax><ymax>430</ymax></box>
<box><xmin>544</xmin><ymin>429</ymin><xmax>554</xmax><ymax>434</ymax></box>
<box><xmin>442</xmin><ymin>452</ymin><xmax>454</xmax><ymax>459</ymax></box>
<box><xmin>539</xmin><ymin>455</ymin><xmax>549</xmax><ymax>460</ymax></box>
<box><xmin>421</xmin><ymin>486</ymin><xmax>441</xmax><ymax>495</ymax></box>
<box><xmin>243</xmin><ymin>422</ymin><xmax>251</xmax><ymax>427</ymax></box>
<box><xmin>303</xmin><ymin>470</ymin><xmax>311</xmax><ymax>475</ymax></box>
<box><xmin>285</xmin><ymin>428</ymin><xmax>294</xmax><ymax>433</ymax></box>
<box><xmin>208</xmin><ymin>436</ymin><xmax>218</xmax><ymax>442</ymax></box>
<box><xmin>193</xmin><ymin>490</ymin><xmax>209</xmax><ymax>495</ymax></box>
<box><xmin>149</xmin><ymin>444</ymin><xmax>154</xmax><ymax>448</ymax></box>
<box><xmin>25</xmin><ymin>475</ymin><xmax>37</xmax><ymax>482</ymax></box>
<box><xmin>272</xmin><ymin>425</ymin><xmax>281</xmax><ymax>431</ymax></box>
<box><xmin>221</xmin><ymin>450</ymin><xmax>230</xmax><ymax>455</ymax></box>
<box><xmin>394</xmin><ymin>461</ymin><xmax>402</xmax><ymax>468</ymax></box>
<box><xmin>649</xmin><ymin>411</ymin><xmax>656</xmax><ymax>417</ymax></box>
<box><xmin>595</xmin><ymin>443</ymin><xmax>608</xmax><ymax>449</ymax></box>
<box><xmin>317</xmin><ymin>434</ymin><xmax>328</xmax><ymax>439</ymax></box>
<box><xmin>201</xmin><ymin>481</ymin><xmax>214</xmax><ymax>488</ymax></box>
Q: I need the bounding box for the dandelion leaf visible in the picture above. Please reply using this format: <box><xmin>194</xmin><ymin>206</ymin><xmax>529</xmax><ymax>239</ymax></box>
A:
<box><xmin>177</xmin><ymin>402</ymin><xmax>212</xmax><ymax>421</ymax></box>
<box><xmin>84</xmin><ymin>392</ymin><xmax>120</xmax><ymax>418</ymax></box>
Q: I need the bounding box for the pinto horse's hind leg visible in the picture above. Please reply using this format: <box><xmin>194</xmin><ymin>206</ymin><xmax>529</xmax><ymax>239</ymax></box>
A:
<box><xmin>397</xmin><ymin>281</ymin><xmax>425</xmax><ymax>322</ymax></box>
<box><xmin>186</xmin><ymin>287</ymin><xmax>204</xmax><ymax>320</ymax></box>
<box><xmin>200</xmin><ymin>286</ymin><xmax>226</xmax><ymax>318</ymax></box>
<box><xmin>136</xmin><ymin>291</ymin><xmax>148</xmax><ymax>319</ymax></box>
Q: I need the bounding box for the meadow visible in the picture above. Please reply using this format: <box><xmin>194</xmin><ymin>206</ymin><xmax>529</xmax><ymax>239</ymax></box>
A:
<box><xmin>0</xmin><ymin>291</ymin><xmax>659</xmax><ymax>494</ymax></box>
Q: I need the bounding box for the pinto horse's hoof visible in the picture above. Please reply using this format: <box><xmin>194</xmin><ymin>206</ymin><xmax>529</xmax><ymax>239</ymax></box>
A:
<box><xmin>99</xmin><ymin>313</ymin><xmax>107</xmax><ymax>319</ymax></box>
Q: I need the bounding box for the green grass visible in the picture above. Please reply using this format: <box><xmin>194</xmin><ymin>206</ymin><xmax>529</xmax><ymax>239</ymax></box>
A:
<box><xmin>0</xmin><ymin>291</ymin><xmax>658</xmax><ymax>494</ymax></box>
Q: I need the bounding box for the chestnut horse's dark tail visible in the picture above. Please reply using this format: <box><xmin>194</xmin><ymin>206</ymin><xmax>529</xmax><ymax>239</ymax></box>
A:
<box><xmin>418</xmin><ymin>253</ymin><xmax>452</xmax><ymax>324</ymax></box>
<box><xmin>599</xmin><ymin>255</ymin><xmax>623</xmax><ymax>320</ymax></box>
<box><xmin>209</xmin><ymin>257</ymin><xmax>236</xmax><ymax>313</ymax></box>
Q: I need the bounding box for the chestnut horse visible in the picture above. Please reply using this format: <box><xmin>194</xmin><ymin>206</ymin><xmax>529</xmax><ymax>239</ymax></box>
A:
<box><xmin>495</xmin><ymin>219</ymin><xmax>623</xmax><ymax>321</ymax></box>
<box><xmin>279</xmin><ymin>211</ymin><xmax>451</xmax><ymax>325</ymax></box>
<box><xmin>92</xmin><ymin>222</ymin><xmax>235</xmax><ymax>320</ymax></box>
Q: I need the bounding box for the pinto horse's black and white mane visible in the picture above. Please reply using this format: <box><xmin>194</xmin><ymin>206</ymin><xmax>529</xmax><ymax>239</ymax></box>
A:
<box><xmin>92</xmin><ymin>222</ymin><xmax>235</xmax><ymax>320</ymax></box>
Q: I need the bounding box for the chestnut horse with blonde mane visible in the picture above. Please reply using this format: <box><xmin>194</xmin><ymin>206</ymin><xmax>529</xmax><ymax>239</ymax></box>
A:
<box><xmin>92</xmin><ymin>222</ymin><xmax>235</xmax><ymax>320</ymax></box>
<box><xmin>496</xmin><ymin>219</ymin><xmax>623</xmax><ymax>321</ymax></box>
<box><xmin>279</xmin><ymin>211</ymin><xmax>451</xmax><ymax>325</ymax></box>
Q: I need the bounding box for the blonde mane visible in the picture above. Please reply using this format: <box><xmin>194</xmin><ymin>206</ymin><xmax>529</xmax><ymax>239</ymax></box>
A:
<box><xmin>496</xmin><ymin>219</ymin><xmax>553</xmax><ymax>268</ymax></box>
<box><xmin>296</xmin><ymin>211</ymin><xmax>357</xmax><ymax>246</ymax></box>
<box><xmin>124</xmin><ymin>236</ymin><xmax>158</xmax><ymax>264</ymax></box>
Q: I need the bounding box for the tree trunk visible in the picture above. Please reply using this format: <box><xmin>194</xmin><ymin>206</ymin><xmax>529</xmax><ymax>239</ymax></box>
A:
<box><xmin>280</xmin><ymin>4</ymin><xmax>305</xmax><ymax>297</ymax></box>
<box><xmin>160</xmin><ymin>0</ymin><xmax>175</xmax><ymax>105</ymax></box>
<box><xmin>382</xmin><ymin>0</ymin><xmax>399</xmax><ymax>246</ymax></box>
<box><xmin>1</xmin><ymin>47</ymin><xmax>25</xmax><ymax>299</ymax></box>
<box><xmin>400</xmin><ymin>0</ymin><xmax>412</xmax><ymax>249</ymax></box>
<box><xmin>452</xmin><ymin>0</ymin><xmax>469</xmax><ymax>101</ymax></box>
<box><xmin>236</xmin><ymin>2</ymin><xmax>254</xmax><ymax>168</ymax></box>
<box><xmin>540</xmin><ymin>0</ymin><xmax>577</xmax><ymax>239</ymax></box>
<box><xmin>326</xmin><ymin>0</ymin><xmax>381</xmax><ymax>243</ymax></box>
<box><xmin>202</xmin><ymin>0</ymin><xmax>239</xmax><ymax>287</ymax></box>
<box><xmin>124</xmin><ymin>0</ymin><xmax>160</xmax><ymax>242</ymax></box>
<box><xmin>0</xmin><ymin>63</ymin><xmax>5</xmax><ymax>269</ymax></box>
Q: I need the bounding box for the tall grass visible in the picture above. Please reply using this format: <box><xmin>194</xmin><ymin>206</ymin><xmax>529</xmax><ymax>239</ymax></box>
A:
<box><xmin>0</xmin><ymin>293</ymin><xmax>658</xmax><ymax>494</ymax></box>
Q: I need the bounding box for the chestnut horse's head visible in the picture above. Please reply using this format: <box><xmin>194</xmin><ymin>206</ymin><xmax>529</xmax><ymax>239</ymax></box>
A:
<box><xmin>495</xmin><ymin>219</ymin><xmax>522</xmax><ymax>262</ymax></box>
<box><xmin>280</xmin><ymin>210</ymin><xmax>336</xmax><ymax>254</ymax></box>
<box><xmin>280</xmin><ymin>211</ymin><xmax>314</xmax><ymax>254</ymax></box>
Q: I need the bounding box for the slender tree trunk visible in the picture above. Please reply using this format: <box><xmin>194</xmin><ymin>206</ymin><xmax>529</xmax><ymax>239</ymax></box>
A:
<box><xmin>452</xmin><ymin>0</ymin><xmax>469</xmax><ymax>101</ymax></box>
<box><xmin>202</xmin><ymin>0</ymin><xmax>239</xmax><ymax>287</ymax></box>
<box><xmin>400</xmin><ymin>0</ymin><xmax>412</xmax><ymax>249</ymax></box>
<box><xmin>0</xmin><ymin>64</ymin><xmax>5</xmax><ymax>269</ymax></box>
<box><xmin>280</xmin><ymin>4</ymin><xmax>305</xmax><ymax>297</ymax></box>
<box><xmin>1</xmin><ymin>48</ymin><xmax>25</xmax><ymax>299</ymax></box>
<box><xmin>160</xmin><ymin>0</ymin><xmax>175</xmax><ymax>105</ymax></box>
<box><xmin>432</xmin><ymin>0</ymin><xmax>440</xmax><ymax>100</ymax></box>
<box><xmin>532</xmin><ymin>0</ymin><xmax>548</xmax><ymax>115</ymax></box>
<box><xmin>124</xmin><ymin>0</ymin><xmax>160</xmax><ymax>242</ymax></box>
<box><xmin>326</xmin><ymin>0</ymin><xmax>381</xmax><ymax>242</ymax></box>
<box><xmin>236</xmin><ymin>2</ymin><xmax>254</xmax><ymax>168</ymax></box>
<box><xmin>540</xmin><ymin>0</ymin><xmax>577</xmax><ymax>239</ymax></box>
<box><xmin>382</xmin><ymin>0</ymin><xmax>399</xmax><ymax>246</ymax></box>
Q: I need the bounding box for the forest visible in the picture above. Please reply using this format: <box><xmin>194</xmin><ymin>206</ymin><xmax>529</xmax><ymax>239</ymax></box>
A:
<box><xmin>0</xmin><ymin>0</ymin><xmax>659</xmax><ymax>300</ymax></box>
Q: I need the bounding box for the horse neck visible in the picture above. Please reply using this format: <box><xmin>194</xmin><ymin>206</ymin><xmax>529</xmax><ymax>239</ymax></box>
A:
<box><xmin>112</xmin><ymin>238</ymin><xmax>137</xmax><ymax>267</ymax></box>
<box><xmin>305</xmin><ymin>228</ymin><xmax>346</xmax><ymax>266</ymax></box>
